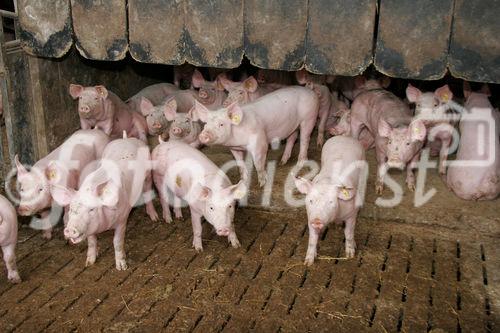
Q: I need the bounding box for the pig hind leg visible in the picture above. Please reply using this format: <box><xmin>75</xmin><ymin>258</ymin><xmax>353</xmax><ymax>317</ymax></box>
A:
<box><xmin>280</xmin><ymin>131</ymin><xmax>298</xmax><ymax>165</ymax></box>
<box><xmin>190</xmin><ymin>208</ymin><xmax>203</xmax><ymax>252</ymax></box>
<box><xmin>143</xmin><ymin>171</ymin><xmax>159</xmax><ymax>222</ymax></box>
<box><xmin>173</xmin><ymin>196</ymin><xmax>183</xmax><ymax>220</ymax></box>
<box><xmin>304</xmin><ymin>224</ymin><xmax>320</xmax><ymax>266</ymax></box>
<box><xmin>2</xmin><ymin>243</ymin><xmax>21</xmax><ymax>283</ymax></box>
<box><xmin>316</xmin><ymin>107</ymin><xmax>329</xmax><ymax>147</ymax></box>
<box><xmin>298</xmin><ymin>118</ymin><xmax>316</xmax><ymax>164</ymax></box>
<box><xmin>153</xmin><ymin>173</ymin><xmax>173</xmax><ymax>223</ymax></box>
<box><xmin>344</xmin><ymin>216</ymin><xmax>357</xmax><ymax>258</ymax></box>
<box><xmin>113</xmin><ymin>223</ymin><xmax>128</xmax><ymax>270</ymax></box>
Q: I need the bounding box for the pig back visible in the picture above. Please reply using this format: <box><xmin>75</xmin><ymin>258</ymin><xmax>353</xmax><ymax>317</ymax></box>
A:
<box><xmin>319</xmin><ymin>136</ymin><xmax>366</xmax><ymax>188</ymax></box>
<box><xmin>128</xmin><ymin>83</ymin><xmax>179</xmax><ymax>107</ymax></box>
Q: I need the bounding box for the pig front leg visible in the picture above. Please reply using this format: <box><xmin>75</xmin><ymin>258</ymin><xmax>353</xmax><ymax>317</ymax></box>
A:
<box><xmin>86</xmin><ymin>235</ymin><xmax>98</xmax><ymax>267</ymax></box>
<box><xmin>39</xmin><ymin>210</ymin><xmax>53</xmax><ymax>240</ymax></box>
<box><xmin>375</xmin><ymin>149</ymin><xmax>388</xmax><ymax>195</ymax></box>
<box><xmin>316</xmin><ymin>108</ymin><xmax>329</xmax><ymax>147</ymax></box>
<box><xmin>2</xmin><ymin>243</ymin><xmax>21</xmax><ymax>283</ymax></box>
<box><xmin>153</xmin><ymin>173</ymin><xmax>172</xmax><ymax>223</ymax></box>
<box><xmin>298</xmin><ymin>118</ymin><xmax>316</xmax><ymax>164</ymax></box>
<box><xmin>113</xmin><ymin>223</ymin><xmax>128</xmax><ymax>270</ymax></box>
<box><xmin>406</xmin><ymin>153</ymin><xmax>420</xmax><ymax>192</ymax></box>
<box><xmin>100</xmin><ymin>119</ymin><xmax>113</xmax><ymax>137</ymax></box>
<box><xmin>344</xmin><ymin>216</ymin><xmax>357</xmax><ymax>258</ymax></box>
<box><xmin>230</xmin><ymin>149</ymin><xmax>248</xmax><ymax>181</ymax></box>
<box><xmin>190</xmin><ymin>208</ymin><xmax>203</xmax><ymax>252</ymax></box>
<box><xmin>280</xmin><ymin>131</ymin><xmax>298</xmax><ymax>165</ymax></box>
<box><xmin>228</xmin><ymin>227</ymin><xmax>241</xmax><ymax>249</ymax></box>
<box><xmin>304</xmin><ymin>224</ymin><xmax>320</xmax><ymax>266</ymax></box>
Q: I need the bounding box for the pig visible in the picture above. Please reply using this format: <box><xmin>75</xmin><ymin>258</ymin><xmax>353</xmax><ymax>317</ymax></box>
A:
<box><xmin>152</xmin><ymin>140</ymin><xmax>247</xmax><ymax>251</ymax></box>
<box><xmin>446</xmin><ymin>83</ymin><xmax>500</xmax><ymax>200</ymax></box>
<box><xmin>126</xmin><ymin>83</ymin><xmax>179</xmax><ymax>115</ymax></box>
<box><xmin>350</xmin><ymin>88</ymin><xmax>426</xmax><ymax>194</ymax></box>
<box><xmin>294</xmin><ymin>136</ymin><xmax>366</xmax><ymax>265</ymax></box>
<box><xmin>296</xmin><ymin>72</ymin><xmax>333</xmax><ymax>147</ymax></box>
<box><xmin>191</xmin><ymin>69</ymin><xmax>227</xmax><ymax>109</ymax></box>
<box><xmin>15</xmin><ymin>129</ymin><xmax>110</xmax><ymax>239</ymax></box>
<box><xmin>0</xmin><ymin>195</ymin><xmax>21</xmax><ymax>283</ymax></box>
<box><xmin>220</xmin><ymin>75</ymin><xmax>282</xmax><ymax>106</ymax></box>
<box><xmin>51</xmin><ymin>133</ymin><xmax>158</xmax><ymax>269</ymax></box>
<box><xmin>174</xmin><ymin>63</ymin><xmax>196</xmax><ymax>89</ymax></box>
<box><xmin>406</xmin><ymin>84</ymin><xmax>455</xmax><ymax>174</ymax></box>
<box><xmin>69</xmin><ymin>84</ymin><xmax>148</xmax><ymax>142</ymax></box>
<box><xmin>335</xmin><ymin>75</ymin><xmax>391</xmax><ymax>103</ymax></box>
<box><xmin>255</xmin><ymin>69</ymin><xmax>293</xmax><ymax>85</ymax></box>
<box><xmin>295</xmin><ymin>68</ymin><xmax>331</xmax><ymax>86</ymax></box>
<box><xmin>329</xmin><ymin>106</ymin><xmax>375</xmax><ymax>149</ymax></box>
<box><xmin>190</xmin><ymin>86</ymin><xmax>319</xmax><ymax>186</ymax></box>
<box><xmin>138</xmin><ymin>97</ymin><xmax>177</xmax><ymax>138</ymax></box>
<box><xmin>165</xmin><ymin>101</ymin><xmax>203</xmax><ymax>148</ymax></box>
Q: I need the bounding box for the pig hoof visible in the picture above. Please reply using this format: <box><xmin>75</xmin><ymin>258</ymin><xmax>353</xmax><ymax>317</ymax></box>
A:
<box><xmin>345</xmin><ymin>247</ymin><xmax>356</xmax><ymax>259</ymax></box>
<box><xmin>230</xmin><ymin>238</ymin><xmax>241</xmax><ymax>249</ymax></box>
<box><xmin>146</xmin><ymin>207</ymin><xmax>159</xmax><ymax>222</ymax></box>
<box><xmin>375</xmin><ymin>184</ymin><xmax>384</xmax><ymax>195</ymax></box>
<box><xmin>163</xmin><ymin>214</ymin><xmax>173</xmax><ymax>224</ymax></box>
<box><xmin>193</xmin><ymin>244</ymin><xmax>203</xmax><ymax>252</ymax></box>
<box><xmin>174</xmin><ymin>209</ymin><xmax>183</xmax><ymax>220</ymax></box>
<box><xmin>280</xmin><ymin>157</ymin><xmax>289</xmax><ymax>166</ymax></box>
<box><xmin>116</xmin><ymin>260</ymin><xmax>128</xmax><ymax>271</ymax></box>
<box><xmin>86</xmin><ymin>257</ymin><xmax>96</xmax><ymax>267</ymax></box>
<box><xmin>407</xmin><ymin>183</ymin><xmax>416</xmax><ymax>192</ymax></box>
<box><xmin>304</xmin><ymin>257</ymin><xmax>315</xmax><ymax>266</ymax></box>
<box><xmin>8</xmin><ymin>271</ymin><xmax>21</xmax><ymax>284</ymax></box>
<box><xmin>42</xmin><ymin>230</ymin><xmax>52</xmax><ymax>240</ymax></box>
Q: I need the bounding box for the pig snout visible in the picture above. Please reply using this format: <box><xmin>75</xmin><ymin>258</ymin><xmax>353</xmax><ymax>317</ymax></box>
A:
<box><xmin>171</xmin><ymin>126</ymin><xmax>183</xmax><ymax>135</ymax></box>
<box><xmin>387</xmin><ymin>158</ymin><xmax>405</xmax><ymax>169</ymax></box>
<box><xmin>199</xmin><ymin>90</ymin><xmax>208</xmax><ymax>99</ymax></box>
<box><xmin>199</xmin><ymin>131</ymin><xmax>214</xmax><ymax>144</ymax></box>
<box><xmin>216</xmin><ymin>228</ymin><xmax>230</xmax><ymax>236</ymax></box>
<box><xmin>64</xmin><ymin>227</ymin><xmax>85</xmax><ymax>243</ymax></box>
<box><xmin>310</xmin><ymin>218</ymin><xmax>324</xmax><ymax>232</ymax></box>
<box><xmin>152</xmin><ymin>122</ymin><xmax>162</xmax><ymax>129</ymax></box>
<box><xmin>17</xmin><ymin>205</ymin><xmax>32</xmax><ymax>216</ymax></box>
<box><xmin>79</xmin><ymin>105</ymin><xmax>90</xmax><ymax>113</ymax></box>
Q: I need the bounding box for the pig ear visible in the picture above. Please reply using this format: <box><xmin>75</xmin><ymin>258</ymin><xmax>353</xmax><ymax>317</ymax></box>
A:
<box><xmin>380</xmin><ymin>76</ymin><xmax>391</xmax><ymax>89</ymax></box>
<box><xmin>295</xmin><ymin>69</ymin><xmax>308</xmax><ymax>85</ymax></box>
<box><xmin>51</xmin><ymin>185</ymin><xmax>76</xmax><ymax>206</ymax></box>
<box><xmin>480</xmin><ymin>84</ymin><xmax>491</xmax><ymax>97</ymax></box>
<box><xmin>219</xmin><ymin>75</ymin><xmax>236</xmax><ymax>91</ymax></box>
<box><xmin>69</xmin><ymin>84</ymin><xmax>83</xmax><ymax>99</ymax></box>
<box><xmin>226</xmin><ymin>180</ymin><xmax>248</xmax><ymax>200</ymax></box>
<box><xmin>197</xmin><ymin>185</ymin><xmax>212</xmax><ymax>201</ymax></box>
<box><xmin>95</xmin><ymin>85</ymin><xmax>108</xmax><ymax>99</ymax></box>
<box><xmin>95</xmin><ymin>181</ymin><xmax>120</xmax><ymax>207</ymax></box>
<box><xmin>188</xmin><ymin>100</ymin><xmax>209</xmax><ymax>122</ymax></box>
<box><xmin>294</xmin><ymin>177</ymin><xmax>312</xmax><ymax>194</ymax></box>
<box><xmin>243</xmin><ymin>76</ymin><xmax>258</xmax><ymax>93</ymax></box>
<box><xmin>226</xmin><ymin>102</ymin><xmax>243</xmax><ymax>125</ymax></box>
<box><xmin>463</xmin><ymin>81</ymin><xmax>472</xmax><ymax>100</ymax></box>
<box><xmin>14</xmin><ymin>154</ymin><xmax>28</xmax><ymax>177</ymax></box>
<box><xmin>406</xmin><ymin>84</ymin><xmax>422</xmax><ymax>103</ymax></box>
<box><xmin>337</xmin><ymin>186</ymin><xmax>355</xmax><ymax>201</ymax></box>
<box><xmin>163</xmin><ymin>98</ymin><xmax>177</xmax><ymax>121</ymax></box>
<box><xmin>378</xmin><ymin>119</ymin><xmax>392</xmax><ymax>138</ymax></box>
<box><xmin>435</xmin><ymin>84</ymin><xmax>453</xmax><ymax>103</ymax></box>
<box><xmin>409</xmin><ymin>119</ymin><xmax>427</xmax><ymax>142</ymax></box>
<box><xmin>45</xmin><ymin>161</ymin><xmax>65</xmax><ymax>185</ymax></box>
<box><xmin>214</xmin><ymin>74</ymin><xmax>226</xmax><ymax>91</ymax></box>
<box><xmin>191</xmin><ymin>69</ymin><xmax>205</xmax><ymax>88</ymax></box>
<box><xmin>139</xmin><ymin>97</ymin><xmax>154</xmax><ymax>116</ymax></box>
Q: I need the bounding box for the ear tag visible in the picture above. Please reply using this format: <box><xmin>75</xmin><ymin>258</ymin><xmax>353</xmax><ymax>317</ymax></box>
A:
<box><xmin>341</xmin><ymin>187</ymin><xmax>349</xmax><ymax>198</ymax></box>
<box><xmin>232</xmin><ymin>114</ymin><xmax>241</xmax><ymax>124</ymax></box>
<box><xmin>175</xmin><ymin>176</ymin><xmax>182</xmax><ymax>188</ymax></box>
<box><xmin>235</xmin><ymin>190</ymin><xmax>244</xmax><ymax>198</ymax></box>
<box><xmin>48</xmin><ymin>170</ymin><xmax>56</xmax><ymax>180</ymax></box>
<box><xmin>442</xmin><ymin>93</ymin><xmax>449</xmax><ymax>102</ymax></box>
<box><xmin>414</xmin><ymin>127</ymin><xmax>420</xmax><ymax>133</ymax></box>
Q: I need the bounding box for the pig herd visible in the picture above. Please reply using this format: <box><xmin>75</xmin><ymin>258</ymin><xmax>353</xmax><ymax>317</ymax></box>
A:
<box><xmin>1</xmin><ymin>67</ymin><xmax>499</xmax><ymax>284</ymax></box>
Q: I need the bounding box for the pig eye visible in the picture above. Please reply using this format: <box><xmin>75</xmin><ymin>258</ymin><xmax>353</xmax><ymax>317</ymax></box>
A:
<box><xmin>416</xmin><ymin>103</ymin><xmax>421</xmax><ymax>108</ymax></box>
<box><xmin>209</xmin><ymin>206</ymin><xmax>214</xmax><ymax>211</ymax></box>
<box><xmin>38</xmin><ymin>188</ymin><xmax>43</xmax><ymax>192</ymax></box>
<box><xmin>309</xmin><ymin>199</ymin><xmax>313</xmax><ymax>204</ymax></box>
<box><xmin>406</xmin><ymin>141</ymin><xmax>410</xmax><ymax>146</ymax></box>
<box><xmin>219</xmin><ymin>123</ymin><xmax>224</xmax><ymax>127</ymax></box>
<box><xmin>434</xmin><ymin>102</ymin><xmax>439</xmax><ymax>107</ymax></box>
<box><xmin>388</xmin><ymin>140</ymin><xmax>392</xmax><ymax>144</ymax></box>
<box><xmin>228</xmin><ymin>205</ymin><xmax>232</xmax><ymax>208</ymax></box>
<box><xmin>185</xmin><ymin>119</ymin><xmax>189</xmax><ymax>123</ymax></box>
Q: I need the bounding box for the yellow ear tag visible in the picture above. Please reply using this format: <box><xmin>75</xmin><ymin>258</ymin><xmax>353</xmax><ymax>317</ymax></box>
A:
<box><xmin>48</xmin><ymin>170</ymin><xmax>56</xmax><ymax>180</ymax></box>
<box><xmin>341</xmin><ymin>187</ymin><xmax>349</xmax><ymax>198</ymax></box>
<box><xmin>102</xmin><ymin>186</ymin><xmax>109</xmax><ymax>195</ymax></box>
<box><xmin>235</xmin><ymin>190</ymin><xmax>244</xmax><ymax>198</ymax></box>
<box><xmin>442</xmin><ymin>93</ymin><xmax>449</xmax><ymax>102</ymax></box>
<box><xmin>175</xmin><ymin>176</ymin><xmax>182</xmax><ymax>187</ymax></box>
<box><xmin>232</xmin><ymin>114</ymin><xmax>241</xmax><ymax>124</ymax></box>
<box><xmin>414</xmin><ymin>127</ymin><xmax>420</xmax><ymax>133</ymax></box>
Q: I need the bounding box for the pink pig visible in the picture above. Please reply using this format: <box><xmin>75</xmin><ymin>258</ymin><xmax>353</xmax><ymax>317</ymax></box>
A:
<box><xmin>16</xmin><ymin>129</ymin><xmax>110</xmax><ymax>239</ymax></box>
<box><xmin>406</xmin><ymin>84</ymin><xmax>455</xmax><ymax>174</ymax></box>
<box><xmin>296</xmin><ymin>71</ymin><xmax>333</xmax><ymax>147</ymax></box>
<box><xmin>446</xmin><ymin>83</ymin><xmax>500</xmax><ymax>200</ymax></box>
<box><xmin>69</xmin><ymin>84</ymin><xmax>148</xmax><ymax>142</ymax></box>
<box><xmin>350</xmin><ymin>87</ymin><xmax>426</xmax><ymax>193</ymax></box>
<box><xmin>329</xmin><ymin>106</ymin><xmax>375</xmax><ymax>149</ymax></box>
<box><xmin>164</xmin><ymin>100</ymin><xmax>203</xmax><ymax>148</ymax></box>
<box><xmin>126</xmin><ymin>83</ymin><xmax>179</xmax><ymax>115</ymax></box>
<box><xmin>51</xmin><ymin>133</ymin><xmax>158</xmax><ymax>269</ymax></box>
<box><xmin>295</xmin><ymin>136</ymin><xmax>366</xmax><ymax>265</ymax></box>
<box><xmin>219</xmin><ymin>76</ymin><xmax>282</xmax><ymax>106</ymax></box>
<box><xmin>191</xmin><ymin>69</ymin><xmax>227</xmax><ymax>109</ymax></box>
<box><xmin>152</xmin><ymin>140</ymin><xmax>247</xmax><ymax>251</ymax></box>
<box><xmin>0</xmin><ymin>195</ymin><xmax>21</xmax><ymax>283</ymax></box>
<box><xmin>190</xmin><ymin>86</ymin><xmax>319</xmax><ymax>186</ymax></box>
